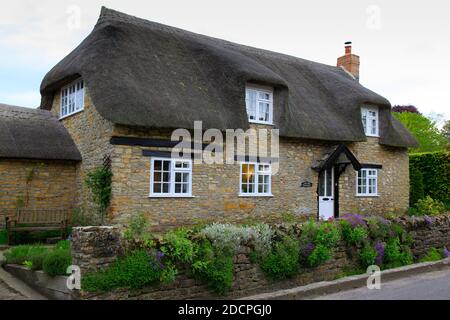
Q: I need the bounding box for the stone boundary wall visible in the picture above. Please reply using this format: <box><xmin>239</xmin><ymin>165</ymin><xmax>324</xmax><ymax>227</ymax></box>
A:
<box><xmin>71</xmin><ymin>214</ymin><xmax>450</xmax><ymax>300</ymax></box>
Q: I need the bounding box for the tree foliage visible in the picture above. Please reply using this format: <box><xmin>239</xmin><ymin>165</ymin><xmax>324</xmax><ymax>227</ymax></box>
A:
<box><xmin>392</xmin><ymin>105</ymin><xmax>421</xmax><ymax>114</ymax></box>
<box><xmin>393</xmin><ymin>112</ymin><xmax>448</xmax><ymax>153</ymax></box>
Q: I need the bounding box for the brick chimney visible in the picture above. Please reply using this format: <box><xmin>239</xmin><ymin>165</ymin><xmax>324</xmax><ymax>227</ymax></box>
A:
<box><xmin>337</xmin><ymin>42</ymin><xmax>360</xmax><ymax>81</ymax></box>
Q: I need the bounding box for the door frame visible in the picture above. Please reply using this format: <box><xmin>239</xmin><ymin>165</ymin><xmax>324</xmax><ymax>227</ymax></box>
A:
<box><xmin>317</xmin><ymin>166</ymin><xmax>335</xmax><ymax>220</ymax></box>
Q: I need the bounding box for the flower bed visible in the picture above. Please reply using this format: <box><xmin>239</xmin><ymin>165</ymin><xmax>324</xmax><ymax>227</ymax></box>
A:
<box><xmin>78</xmin><ymin>213</ymin><xmax>450</xmax><ymax>297</ymax></box>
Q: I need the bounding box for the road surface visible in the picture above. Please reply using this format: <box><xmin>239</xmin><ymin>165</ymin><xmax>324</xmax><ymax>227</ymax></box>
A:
<box><xmin>313</xmin><ymin>268</ymin><xmax>450</xmax><ymax>300</ymax></box>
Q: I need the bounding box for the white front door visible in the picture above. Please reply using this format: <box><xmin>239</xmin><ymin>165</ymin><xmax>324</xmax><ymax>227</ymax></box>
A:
<box><xmin>318</xmin><ymin>167</ymin><xmax>334</xmax><ymax>220</ymax></box>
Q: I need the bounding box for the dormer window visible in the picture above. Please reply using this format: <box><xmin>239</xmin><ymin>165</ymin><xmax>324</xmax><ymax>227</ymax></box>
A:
<box><xmin>361</xmin><ymin>106</ymin><xmax>379</xmax><ymax>137</ymax></box>
<box><xmin>245</xmin><ymin>86</ymin><xmax>273</xmax><ymax>125</ymax></box>
<box><xmin>60</xmin><ymin>79</ymin><xmax>85</xmax><ymax>119</ymax></box>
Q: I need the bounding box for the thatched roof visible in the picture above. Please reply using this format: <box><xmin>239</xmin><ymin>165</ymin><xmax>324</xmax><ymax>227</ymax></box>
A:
<box><xmin>40</xmin><ymin>7</ymin><xmax>418</xmax><ymax>148</ymax></box>
<box><xmin>0</xmin><ymin>104</ymin><xmax>81</xmax><ymax>161</ymax></box>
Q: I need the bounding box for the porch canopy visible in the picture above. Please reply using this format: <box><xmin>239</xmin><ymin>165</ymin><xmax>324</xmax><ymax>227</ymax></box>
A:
<box><xmin>312</xmin><ymin>144</ymin><xmax>362</xmax><ymax>173</ymax></box>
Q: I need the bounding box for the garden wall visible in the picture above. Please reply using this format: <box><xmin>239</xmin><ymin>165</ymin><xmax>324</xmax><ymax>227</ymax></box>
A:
<box><xmin>70</xmin><ymin>214</ymin><xmax>450</xmax><ymax>300</ymax></box>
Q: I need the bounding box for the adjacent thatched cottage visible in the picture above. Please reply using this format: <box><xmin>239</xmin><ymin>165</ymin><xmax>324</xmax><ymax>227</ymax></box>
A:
<box><xmin>0</xmin><ymin>104</ymin><xmax>80</xmax><ymax>213</ymax></box>
<box><xmin>13</xmin><ymin>7</ymin><xmax>418</xmax><ymax>230</ymax></box>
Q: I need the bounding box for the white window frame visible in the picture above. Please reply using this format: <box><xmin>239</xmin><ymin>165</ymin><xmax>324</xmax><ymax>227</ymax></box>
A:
<box><xmin>149</xmin><ymin>158</ymin><xmax>193</xmax><ymax>198</ymax></box>
<box><xmin>356</xmin><ymin>168</ymin><xmax>379</xmax><ymax>197</ymax></box>
<box><xmin>239</xmin><ymin>162</ymin><xmax>273</xmax><ymax>197</ymax></box>
<box><xmin>361</xmin><ymin>106</ymin><xmax>379</xmax><ymax>137</ymax></box>
<box><xmin>245</xmin><ymin>86</ymin><xmax>274</xmax><ymax>125</ymax></box>
<box><xmin>60</xmin><ymin>79</ymin><xmax>85</xmax><ymax>119</ymax></box>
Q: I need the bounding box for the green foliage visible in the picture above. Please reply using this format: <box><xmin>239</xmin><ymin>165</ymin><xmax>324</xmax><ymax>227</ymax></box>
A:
<box><xmin>161</xmin><ymin>229</ymin><xmax>195</xmax><ymax>264</ymax></box>
<box><xmin>383</xmin><ymin>238</ymin><xmax>413</xmax><ymax>269</ymax></box>
<box><xmin>123</xmin><ymin>213</ymin><xmax>151</xmax><ymax>242</ymax></box>
<box><xmin>359</xmin><ymin>245</ymin><xmax>377</xmax><ymax>268</ymax></box>
<box><xmin>84</xmin><ymin>167</ymin><xmax>112</xmax><ymax>224</ymax></box>
<box><xmin>0</xmin><ymin>230</ymin><xmax>7</xmax><ymax>245</ymax></box>
<box><xmin>409</xmin><ymin>152</ymin><xmax>450</xmax><ymax>206</ymax></box>
<box><xmin>260</xmin><ymin>236</ymin><xmax>299</xmax><ymax>280</ymax></box>
<box><xmin>71</xmin><ymin>208</ymin><xmax>92</xmax><ymax>227</ymax></box>
<box><xmin>366</xmin><ymin>216</ymin><xmax>390</xmax><ymax>241</ymax></box>
<box><xmin>42</xmin><ymin>248</ymin><xmax>72</xmax><ymax>276</ymax></box>
<box><xmin>340</xmin><ymin>221</ymin><xmax>369</xmax><ymax>246</ymax></box>
<box><xmin>419</xmin><ymin>248</ymin><xmax>443</xmax><ymax>263</ymax></box>
<box><xmin>23</xmin><ymin>260</ymin><xmax>33</xmax><ymax>269</ymax></box>
<box><xmin>4</xmin><ymin>245</ymin><xmax>49</xmax><ymax>270</ymax></box>
<box><xmin>307</xmin><ymin>244</ymin><xmax>331</xmax><ymax>268</ymax></box>
<box><xmin>159</xmin><ymin>263</ymin><xmax>178</xmax><ymax>284</ymax></box>
<box><xmin>314</xmin><ymin>222</ymin><xmax>340</xmax><ymax>248</ymax></box>
<box><xmin>393</xmin><ymin>112</ymin><xmax>447</xmax><ymax>153</ymax></box>
<box><xmin>82</xmin><ymin>249</ymin><xmax>164</xmax><ymax>292</ymax></box>
<box><xmin>409</xmin><ymin>165</ymin><xmax>425</xmax><ymax>206</ymax></box>
<box><xmin>56</xmin><ymin>240</ymin><xmax>70</xmax><ymax>250</ymax></box>
<box><xmin>191</xmin><ymin>240</ymin><xmax>234</xmax><ymax>294</ymax></box>
<box><xmin>414</xmin><ymin>196</ymin><xmax>446</xmax><ymax>216</ymax></box>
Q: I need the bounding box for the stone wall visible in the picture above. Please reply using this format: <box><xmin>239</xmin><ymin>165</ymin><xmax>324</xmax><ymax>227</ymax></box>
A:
<box><xmin>71</xmin><ymin>215</ymin><xmax>450</xmax><ymax>300</ymax></box>
<box><xmin>0</xmin><ymin>159</ymin><xmax>77</xmax><ymax>212</ymax></box>
<box><xmin>51</xmin><ymin>87</ymin><xmax>114</xmax><ymax>212</ymax></box>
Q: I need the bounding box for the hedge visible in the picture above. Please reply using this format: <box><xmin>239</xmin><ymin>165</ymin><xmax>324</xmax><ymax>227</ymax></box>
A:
<box><xmin>410</xmin><ymin>152</ymin><xmax>450</xmax><ymax>206</ymax></box>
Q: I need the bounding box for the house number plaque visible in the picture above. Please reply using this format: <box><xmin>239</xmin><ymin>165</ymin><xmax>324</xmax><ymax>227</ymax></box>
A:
<box><xmin>301</xmin><ymin>181</ymin><xmax>313</xmax><ymax>188</ymax></box>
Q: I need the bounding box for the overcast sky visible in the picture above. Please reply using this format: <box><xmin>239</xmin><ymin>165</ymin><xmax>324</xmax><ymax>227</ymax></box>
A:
<box><xmin>1</xmin><ymin>0</ymin><xmax>449</xmax><ymax>122</ymax></box>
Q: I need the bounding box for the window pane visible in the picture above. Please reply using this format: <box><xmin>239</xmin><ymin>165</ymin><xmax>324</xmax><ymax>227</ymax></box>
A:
<box><xmin>154</xmin><ymin>172</ymin><xmax>161</xmax><ymax>182</ymax></box>
<box><xmin>162</xmin><ymin>183</ymin><xmax>170</xmax><ymax>193</ymax></box>
<box><xmin>154</xmin><ymin>160</ymin><xmax>162</xmax><ymax>171</ymax></box>
<box><xmin>246</xmin><ymin>90</ymin><xmax>257</xmax><ymax>120</ymax></box>
<box><xmin>163</xmin><ymin>161</ymin><xmax>170</xmax><ymax>171</ymax></box>
<box><xmin>326</xmin><ymin>168</ymin><xmax>332</xmax><ymax>197</ymax></box>
<box><xmin>153</xmin><ymin>183</ymin><xmax>162</xmax><ymax>193</ymax></box>
<box><xmin>163</xmin><ymin>172</ymin><xmax>170</xmax><ymax>183</ymax></box>
<box><xmin>319</xmin><ymin>172</ymin><xmax>325</xmax><ymax>196</ymax></box>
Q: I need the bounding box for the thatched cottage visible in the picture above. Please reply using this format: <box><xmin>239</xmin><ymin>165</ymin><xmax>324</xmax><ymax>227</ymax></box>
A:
<box><xmin>1</xmin><ymin>7</ymin><xmax>417</xmax><ymax>230</ymax></box>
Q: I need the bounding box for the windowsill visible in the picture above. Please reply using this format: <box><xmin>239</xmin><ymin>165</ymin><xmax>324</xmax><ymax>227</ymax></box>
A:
<box><xmin>365</xmin><ymin>134</ymin><xmax>380</xmax><ymax>138</ymax></box>
<box><xmin>356</xmin><ymin>194</ymin><xmax>379</xmax><ymax>198</ymax></box>
<box><xmin>149</xmin><ymin>195</ymin><xmax>195</xmax><ymax>199</ymax></box>
<box><xmin>59</xmin><ymin>109</ymin><xmax>84</xmax><ymax>120</ymax></box>
<box><xmin>248</xmin><ymin>120</ymin><xmax>275</xmax><ymax>126</ymax></box>
<box><xmin>239</xmin><ymin>194</ymin><xmax>274</xmax><ymax>198</ymax></box>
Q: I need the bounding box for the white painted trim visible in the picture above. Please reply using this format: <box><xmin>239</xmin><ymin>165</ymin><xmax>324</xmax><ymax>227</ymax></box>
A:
<box><xmin>149</xmin><ymin>157</ymin><xmax>193</xmax><ymax>198</ymax></box>
<box><xmin>356</xmin><ymin>168</ymin><xmax>379</xmax><ymax>197</ymax></box>
<box><xmin>60</xmin><ymin>79</ymin><xmax>85</xmax><ymax>119</ymax></box>
<box><xmin>239</xmin><ymin>161</ymin><xmax>272</xmax><ymax>197</ymax></box>
<box><xmin>245</xmin><ymin>86</ymin><xmax>274</xmax><ymax>125</ymax></box>
<box><xmin>361</xmin><ymin>106</ymin><xmax>379</xmax><ymax>137</ymax></box>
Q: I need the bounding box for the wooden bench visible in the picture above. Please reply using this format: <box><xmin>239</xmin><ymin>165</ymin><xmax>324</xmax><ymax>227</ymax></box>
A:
<box><xmin>5</xmin><ymin>209</ymin><xmax>69</xmax><ymax>245</ymax></box>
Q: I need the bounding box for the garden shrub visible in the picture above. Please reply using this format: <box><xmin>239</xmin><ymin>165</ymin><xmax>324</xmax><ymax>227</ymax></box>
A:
<box><xmin>82</xmin><ymin>249</ymin><xmax>165</xmax><ymax>292</ymax></box>
<box><xmin>383</xmin><ymin>238</ymin><xmax>413</xmax><ymax>269</ymax></box>
<box><xmin>123</xmin><ymin>213</ymin><xmax>151</xmax><ymax>242</ymax></box>
<box><xmin>4</xmin><ymin>245</ymin><xmax>48</xmax><ymax>267</ymax></box>
<box><xmin>366</xmin><ymin>216</ymin><xmax>390</xmax><ymax>241</ymax></box>
<box><xmin>191</xmin><ymin>240</ymin><xmax>234</xmax><ymax>294</ymax></box>
<box><xmin>260</xmin><ymin>235</ymin><xmax>299</xmax><ymax>280</ymax></box>
<box><xmin>409</xmin><ymin>165</ymin><xmax>425</xmax><ymax>206</ymax></box>
<box><xmin>314</xmin><ymin>222</ymin><xmax>340</xmax><ymax>248</ymax></box>
<box><xmin>26</xmin><ymin>246</ymin><xmax>49</xmax><ymax>270</ymax></box>
<box><xmin>410</xmin><ymin>152</ymin><xmax>450</xmax><ymax>205</ymax></box>
<box><xmin>56</xmin><ymin>240</ymin><xmax>70</xmax><ymax>250</ymax></box>
<box><xmin>419</xmin><ymin>248</ymin><xmax>443</xmax><ymax>262</ymax></box>
<box><xmin>340</xmin><ymin>221</ymin><xmax>369</xmax><ymax>246</ymax></box>
<box><xmin>42</xmin><ymin>248</ymin><xmax>72</xmax><ymax>276</ymax></box>
<box><xmin>161</xmin><ymin>229</ymin><xmax>195</xmax><ymax>264</ymax></box>
<box><xmin>359</xmin><ymin>245</ymin><xmax>377</xmax><ymax>268</ymax></box>
<box><xmin>307</xmin><ymin>244</ymin><xmax>331</xmax><ymax>268</ymax></box>
<box><xmin>414</xmin><ymin>196</ymin><xmax>445</xmax><ymax>216</ymax></box>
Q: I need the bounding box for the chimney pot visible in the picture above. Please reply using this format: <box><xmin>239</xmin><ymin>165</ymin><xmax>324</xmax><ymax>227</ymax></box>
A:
<box><xmin>337</xmin><ymin>41</ymin><xmax>360</xmax><ymax>81</ymax></box>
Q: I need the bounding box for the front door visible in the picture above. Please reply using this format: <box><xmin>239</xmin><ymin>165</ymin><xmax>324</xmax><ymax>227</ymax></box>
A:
<box><xmin>318</xmin><ymin>167</ymin><xmax>334</xmax><ymax>220</ymax></box>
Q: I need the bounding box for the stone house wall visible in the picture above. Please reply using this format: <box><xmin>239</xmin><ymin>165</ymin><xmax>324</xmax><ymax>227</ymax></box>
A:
<box><xmin>71</xmin><ymin>214</ymin><xmax>450</xmax><ymax>300</ymax></box>
<box><xmin>109</xmin><ymin>125</ymin><xmax>410</xmax><ymax>231</ymax></box>
<box><xmin>0</xmin><ymin>159</ymin><xmax>77</xmax><ymax>212</ymax></box>
<box><xmin>48</xmin><ymin>89</ymin><xmax>410</xmax><ymax>228</ymax></box>
<box><xmin>50</xmin><ymin>88</ymin><xmax>114</xmax><ymax>212</ymax></box>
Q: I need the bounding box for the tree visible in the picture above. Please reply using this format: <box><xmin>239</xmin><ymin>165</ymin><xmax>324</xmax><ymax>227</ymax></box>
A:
<box><xmin>393</xmin><ymin>112</ymin><xmax>448</xmax><ymax>153</ymax></box>
<box><xmin>392</xmin><ymin>105</ymin><xmax>421</xmax><ymax>114</ymax></box>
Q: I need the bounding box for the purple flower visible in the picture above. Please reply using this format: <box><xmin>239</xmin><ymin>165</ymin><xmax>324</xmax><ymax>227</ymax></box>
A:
<box><xmin>341</xmin><ymin>213</ymin><xmax>368</xmax><ymax>228</ymax></box>
<box><xmin>443</xmin><ymin>248</ymin><xmax>450</xmax><ymax>258</ymax></box>
<box><xmin>374</xmin><ymin>242</ymin><xmax>385</xmax><ymax>266</ymax></box>
<box><xmin>147</xmin><ymin>249</ymin><xmax>165</xmax><ymax>270</ymax></box>
<box><xmin>424</xmin><ymin>216</ymin><xmax>434</xmax><ymax>228</ymax></box>
<box><xmin>301</xmin><ymin>242</ymin><xmax>315</xmax><ymax>258</ymax></box>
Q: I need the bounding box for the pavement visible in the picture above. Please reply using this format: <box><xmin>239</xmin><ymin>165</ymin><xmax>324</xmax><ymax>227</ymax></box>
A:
<box><xmin>313</xmin><ymin>268</ymin><xmax>450</xmax><ymax>300</ymax></box>
<box><xmin>0</xmin><ymin>250</ymin><xmax>47</xmax><ymax>300</ymax></box>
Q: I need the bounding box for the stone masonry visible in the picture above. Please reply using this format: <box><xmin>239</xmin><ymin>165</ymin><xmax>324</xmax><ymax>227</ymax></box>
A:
<box><xmin>49</xmin><ymin>89</ymin><xmax>410</xmax><ymax>230</ymax></box>
<box><xmin>0</xmin><ymin>159</ymin><xmax>77</xmax><ymax>212</ymax></box>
